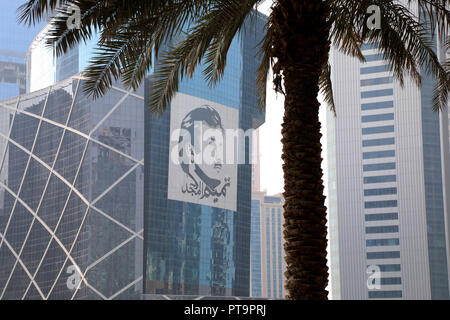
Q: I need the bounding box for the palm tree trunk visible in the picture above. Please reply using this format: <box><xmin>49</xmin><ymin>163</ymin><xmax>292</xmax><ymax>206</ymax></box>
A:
<box><xmin>271</xmin><ymin>0</ymin><xmax>331</xmax><ymax>300</ymax></box>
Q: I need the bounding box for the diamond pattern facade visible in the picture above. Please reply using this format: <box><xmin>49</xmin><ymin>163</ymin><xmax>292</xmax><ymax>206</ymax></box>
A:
<box><xmin>0</xmin><ymin>75</ymin><xmax>144</xmax><ymax>299</ymax></box>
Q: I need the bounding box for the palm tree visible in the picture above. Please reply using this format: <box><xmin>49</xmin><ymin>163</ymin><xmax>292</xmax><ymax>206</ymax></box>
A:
<box><xmin>20</xmin><ymin>0</ymin><xmax>450</xmax><ymax>300</ymax></box>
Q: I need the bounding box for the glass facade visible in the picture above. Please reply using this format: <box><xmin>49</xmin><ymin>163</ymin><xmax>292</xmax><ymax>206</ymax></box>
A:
<box><xmin>363</xmin><ymin>175</ymin><xmax>397</xmax><ymax>184</ymax></box>
<box><xmin>143</xmin><ymin>14</ymin><xmax>266</xmax><ymax>298</ymax></box>
<box><xmin>366</xmin><ymin>226</ymin><xmax>399</xmax><ymax>234</ymax></box>
<box><xmin>419</xmin><ymin>18</ymin><xmax>449</xmax><ymax>299</ymax></box>
<box><xmin>27</xmin><ymin>27</ymin><xmax>100</xmax><ymax>93</ymax></box>
<box><xmin>362</xmin><ymin>125</ymin><xmax>395</xmax><ymax>135</ymax></box>
<box><xmin>250</xmin><ymin>200</ymin><xmax>261</xmax><ymax>297</ymax></box>
<box><xmin>360</xmin><ymin>77</ymin><xmax>393</xmax><ymax>87</ymax></box>
<box><xmin>249</xmin><ymin>192</ymin><xmax>285</xmax><ymax>299</ymax></box>
<box><xmin>0</xmin><ymin>77</ymin><xmax>144</xmax><ymax>299</ymax></box>
<box><xmin>365</xmin><ymin>213</ymin><xmax>398</xmax><ymax>221</ymax></box>
<box><xmin>361</xmin><ymin>101</ymin><xmax>394</xmax><ymax>110</ymax></box>
<box><xmin>0</xmin><ymin>1</ymin><xmax>45</xmax><ymax>99</ymax></box>
<box><xmin>360</xmin><ymin>65</ymin><xmax>392</xmax><ymax>74</ymax></box>
<box><xmin>368</xmin><ymin>290</ymin><xmax>402</xmax><ymax>298</ymax></box>
<box><xmin>362</xmin><ymin>138</ymin><xmax>395</xmax><ymax>147</ymax></box>
<box><xmin>366</xmin><ymin>251</ymin><xmax>400</xmax><ymax>259</ymax></box>
<box><xmin>361</xmin><ymin>113</ymin><xmax>395</xmax><ymax>123</ymax></box>
<box><xmin>361</xmin><ymin>89</ymin><xmax>394</xmax><ymax>99</ymax></box>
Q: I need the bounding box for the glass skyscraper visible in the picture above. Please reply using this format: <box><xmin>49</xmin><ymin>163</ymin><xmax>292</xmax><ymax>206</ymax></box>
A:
<box><xmin>0</xmin><ymin>1</ymin><xmax>45</xmax><ymax>99</ymax></box>
<box><xmin>1</xmin><ymin>4</ymin><xmax>266</xmax><ymax>300</ymax></box>
<box><xmin>143</xmin><ymin>13</ymin><xmax>266</xmax><ymax>298</ymax></box>
<box><xmin>250</xmin><ymin>192</ymin><xmax>286</xmax><ymax>299</ymax></box>
<box><xmin>0</xmin><ymin>7</ymin><xmax>144</xmax><ymax>299</ymax></box>
<box><xmin>0</xmin><ymin>75</ymin><xmax>145</xmax><ymax>300</ymax></box>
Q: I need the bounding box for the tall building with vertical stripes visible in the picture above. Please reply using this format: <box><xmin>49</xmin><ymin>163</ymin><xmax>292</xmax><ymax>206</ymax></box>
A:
<box><xmin>250</xmin><ymin>131</ymin><xmax>286</xmax><ymax>299</ymax></box>
<box><xmin>250</xmin><ymin>191</ymin><xmax>286</xmax><ymax>299</ymax></box>
<box><xmin>327</xmin><ymin>6</ymin><xmax>450</xmax><ymax>299</ymax></box>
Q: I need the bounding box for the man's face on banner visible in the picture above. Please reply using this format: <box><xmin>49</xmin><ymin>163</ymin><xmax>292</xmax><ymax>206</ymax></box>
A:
<box><xmin>200</xmin><ymin>122</ymin><xmax>224</xmax><ymax>180</ymax></box>
<box><xmin>179</xmin><ymin>105</ymin><xmax>227</xmax><ymax>193</ymax></box>
<box><xmin>168</xmin><ymin>94</ymin><xmax>239</xmax><ymax>212</ymax></box>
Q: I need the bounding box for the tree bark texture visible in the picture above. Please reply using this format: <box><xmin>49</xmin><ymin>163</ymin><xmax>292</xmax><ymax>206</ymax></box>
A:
<box><xmin>271</xmin><ymin>0</ymin><xmax>331</xmax><ymax>300</ymax></box>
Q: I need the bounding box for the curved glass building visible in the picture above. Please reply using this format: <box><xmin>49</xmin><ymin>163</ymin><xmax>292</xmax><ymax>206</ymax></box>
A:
<box><xmin>1</xmin><ymin>15</ymin><xmax>144</xmax><ymax>299</ymax></box>
<box><xmin>0</xmin><ymin>75</ymin><xmax>145</xmax><ymax>300</ymax></box>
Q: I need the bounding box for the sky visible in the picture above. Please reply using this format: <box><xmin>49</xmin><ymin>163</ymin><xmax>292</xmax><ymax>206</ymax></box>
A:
<box><xmin>256</xmin><ymin>2</ymin><xmax>329</xmax><ymax>198</ymax></box>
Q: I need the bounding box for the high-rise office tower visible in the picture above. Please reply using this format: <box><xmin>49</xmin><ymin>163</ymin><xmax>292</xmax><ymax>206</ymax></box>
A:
<box><xmin>143</xmin><ymin>13</ymin><xmax>266</xmax><ymax>299</ymax></box>
<box><xmin>327</xmin><ymin>6</ymin><xmax>450</xmax><ymax>299</ymax></box>
<box><xmin>0</xmin><ymin>3</ymin><xmax>266</xmax><ymax>300</ymax></box>
<box><xmin>0</xmin><ymin>1</ymin><xmax>45</xmax><ymax>99</ymax></box>
<box><xmin>249</xmin><ymin>130</ymin><xmax>286</xmax><ymax>299</ymax></box>
<box><xmin>250</xmin><ymin>192</ymin><xmax>286</xmax><ymax>299</ymax></box>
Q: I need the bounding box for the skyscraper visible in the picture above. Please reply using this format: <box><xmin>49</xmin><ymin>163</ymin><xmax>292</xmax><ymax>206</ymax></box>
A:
<box><xmin>143</xmin><ymin>13</ymin><xmax>266</xmax><ymax>299</ymax></box>
<box><xmin>0</xmin><ymin>1</ymin><xmax>45</xmax><ymax>99</ymax></box>
<box><xmin>249</xmin><ymin>130</ymin><xmax>286</xmax><ymax>299</ymax></box>
<box><xmin>1</xmin><ymin>7</ymin><xmax>267</xmax><ymax>300</ymax></box>
<box><xmin>0</xmin><ymin>75</ymin><xmax>145</xmax><ymax>300</ymax></box>
<box><xmin>0</xmin><ymin>13</ymin><xmax>144</xmax><ymax>299</ymax></box>
<box><xmin>327</xmin><ymin>8</ymin><xmax>450</xmax><ymax>299</ymax></box>
<box><xmin>250</xmin><ymin>191</ymin><xmax>286</xmax><ymax>299</ymax></box>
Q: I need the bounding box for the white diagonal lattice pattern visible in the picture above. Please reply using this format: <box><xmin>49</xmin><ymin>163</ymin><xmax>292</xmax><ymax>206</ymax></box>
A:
<box><xmin>0</xmin><ymin>75</ymin><xmax>144</xmax><ymax>300</ymax></box>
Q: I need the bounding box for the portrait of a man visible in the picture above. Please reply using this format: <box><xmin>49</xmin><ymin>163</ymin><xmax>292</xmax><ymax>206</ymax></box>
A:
<box><xmin>167</xmin><ymin>93</ymin><xmax>238</xmax><ymax>211</ymax></box>
<box><xmin>178</xmin><ymin>105</ymin><xmax>231</xmax><ymax>204</ymax></box>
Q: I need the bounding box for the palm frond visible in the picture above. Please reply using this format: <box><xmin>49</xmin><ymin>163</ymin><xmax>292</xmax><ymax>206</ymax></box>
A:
<box><xmin>330</xmin><ymin>0</ymin><xmax>450</xmax><ymax>111</ymax></box>
<box><xmin>410</xmin><ymin>0</ymin><xmax>450</xmax><ymax>40</ymax></box>
<box><xmin>202</xmin><ymin>1</ymin><xmax>264</xmax><ymax>86</ymax></box>
<box><xmin>81</xmin><ymin>32</ymin><xmax>141</xmax><ymax>99</ymax></box>
<box><xmin>319</xmin><ymin>62</ymin><xmax>336</xmax><ymax>115</ymax></box>
<box><xmin>328</xmin><ymin>0</ymin><xmax>366</xmax><ymax>62</ymax></box>
<box><xmin>256</xmin><ymin>26</ymin><xmax>273</xmax><ymax>113</ymax></box>
<box><xmin>44</xmin><ymin>0</ymin><xmax>107</xmax><ymax>56</ymax></box>
<box><xmin>83</xmin><ymin>0</ymin><xmax>217</xmax><ymax>99</ymax></box>
<box><xmin>149</xmin><ymin>0</ymin><xmax>261</xmax><ymax>114</ymax></box>
<box><xmin>432</xmin><ymin>37</ymin><xmax>450</xmax><ymax>112</ymax></box>
<box><xmin>17</xmin><ymin>0</ymin><xmax>66</xmax><ymax>26</ymax></box>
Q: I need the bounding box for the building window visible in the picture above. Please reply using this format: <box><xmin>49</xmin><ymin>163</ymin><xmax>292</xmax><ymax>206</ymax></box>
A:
<box><xmin>368</xmin><ymin>290</ymin><xmax>402</xmax><ymax>298</ymax></box>
<box><xmin>363</xmin><ymin>150</ymin><xmax>395</xmax><ymax>159</ymax></box>
<box><xmin>375</xmin><ymin>264</ymin><xmax>401</xmax><ymax>272</ymax></box>
<box><xmin>363</xmin><ymin>163</ymin><xmax>396</xmax><ymax>171</ymax></box>
<box><xmin>363</xmin><ymin>138</ymin><xmax>395</xmax><ymax>147</ymax></box>
<box><xmin>364</xmin><ymin>188</ymin><xmax>397</xmax><ymax>196</ymax></box>
<box><xmin>364</xmin><ymin>200</ymin><xmax>398</xmax><ymax>209</ymax></box>
<box><xmin>360</xmin><ymin>65</ymin><xmax>392</xmax><ymax>74</ymax></box>
<box><xmin>361</xmin><ymin>89</ymin><xmax>394</xmax><ymax>99</ymax></box>
<box><xmin>364</xmin><ymin>175</ymin><xmax>396</xmax><ymax>184</ymax></box>
<box><xmin>365</xmin><ymin>213</ymin><xmax>398</xmax><ymax>221</ymax></box>
<box><xmin>361</xmin><ymin>101</ymin><xmax>394</xmax><ymax>110</ymax></box>
<box><xmin>366</xmin><ymin>251</ymin><xmax>400</xmax><ymax>259</ymax></box>
<box><xmin>362</xmin><ymin>125</ymin><xmax>395</xmax><ymax>135</ymax></box>
<box><xmin>380</xmin><ymin>277</ymin><xmax>402</xmax><ymax>285</ymax></box>
<box><xmin>361</xmin><ymin>77</ymin><xmax>393</xmax><ymax>86</ymax></box>
<box><xmin>361</xmin><ymin>42</ymin><xmax>380</xmax><ymax>50</ymax></box>
<box><xmin>366</xmin><ymin>225</ymin><xmax>399</xmax><ymax>234</ymax></box>
<box><xmin>362</xmin><ymin>113</ymin><xmax>394</xmax><ymax>123</ymax></box>
<box><xmin>366</xmin><ymin>238</ymin><xmax>400</xmax><ymax>246</ymax></box>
